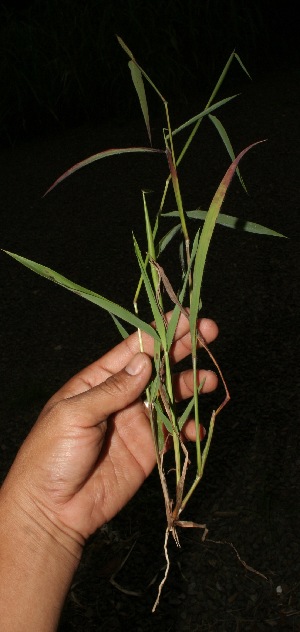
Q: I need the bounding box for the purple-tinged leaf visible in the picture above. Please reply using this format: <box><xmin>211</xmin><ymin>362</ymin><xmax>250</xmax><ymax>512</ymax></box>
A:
<box><xmin>44</xmin><ymin>147</ymin><xmax>163</xmax><ymax>195</ymax></box>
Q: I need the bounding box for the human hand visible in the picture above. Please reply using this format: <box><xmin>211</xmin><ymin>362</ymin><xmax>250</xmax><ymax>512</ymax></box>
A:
<box><xmin>1</xmin><ymin>313</ymin><xmax>218</xmax><ymax>549</ymax></box>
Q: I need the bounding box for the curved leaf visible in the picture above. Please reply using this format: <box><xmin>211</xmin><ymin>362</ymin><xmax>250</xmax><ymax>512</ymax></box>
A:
<box><xmin>2</xmin><ymin>250</ymin><xmax>160</xmax><ymax>342</ymax></box>
<box><xmin>44</xmin><ymin>147</ymin><xmax>163</xmax><ymax>195</ymax></box>
<box><xmin>190</xmin><ymin>141</ymin><xmax>266</xmax><ymax>339</ymax></box>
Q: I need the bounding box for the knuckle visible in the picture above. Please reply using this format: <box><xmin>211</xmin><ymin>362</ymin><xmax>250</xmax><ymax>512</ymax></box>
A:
<box><xmin>100</xmin><ymin>373</ymin><xmax>125</xmax><ymax>398</ymax></box>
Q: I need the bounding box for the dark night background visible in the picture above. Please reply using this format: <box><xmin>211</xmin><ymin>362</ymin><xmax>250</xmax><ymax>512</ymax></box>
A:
<box><xmin>0</xmin><ymin>1</ymin><xmax>299</xmax><ymax>630</ymax></box>
<box><xmin>0</xmin><ymin>0</ymin><xmax>299</xmax><ymax>145</ymax></box>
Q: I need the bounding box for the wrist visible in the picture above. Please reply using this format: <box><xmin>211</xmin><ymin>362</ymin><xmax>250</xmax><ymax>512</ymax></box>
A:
<box><xmin>0</xmin><ymin>481</ymin><xmax>83</xmax><ymax>631</ymax></box>
<box><xmin>0</xmin><ymin>470</ymin><xmax>84</xmax><ymax>560</ymax></box>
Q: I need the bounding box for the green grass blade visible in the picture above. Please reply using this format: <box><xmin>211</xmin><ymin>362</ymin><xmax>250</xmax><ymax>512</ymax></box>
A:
<box><xmin>3</xmin><ymin>250</ymin><xmax>160</xmax><ymax>342</ymax></box>
<box><xmin>148</xmin><ymin>372</ymin><xmax>160</xmax><ymax>402</ymax></box>
<box><xmin>164</xmin><ymin>210</ymin><xmax>287</xmax><ymax>238</ymax></box>
<box><xmin>190</xmin><ymin>141</ymin><xmax>266</xmax><ymax>338</ymax></box>
<box><xmin>178</xmin><ymin>378</ymin><xmax>206</xmax><ymax>431</ymax></box>
<box><xmin>208</xmin><ymin>51</ymin><xmax>250</xmax><ymax>106</ymax></box>
<box><xmin>186</xmin><ymin>210</ymin><xmax>287</xmax><ymax>237</ymax></box>
<box><xmin>201</xmin><ymin>412</ymin><xmax>216</xmax><ymax>472</ymax></box>
<box><xmin>116</xmin><ymin>35</ymin><xmax>135</xmax><ymax>60</ymax></box>
<box><xmin>153</xmin><ymin>401</ymin><xmax>174</xmax><ymax>435</ymax></box>
<box><xmin>162</xmin><ymin>210</ymin><xmax>197</xmax><ymax>218</ymax></box>
<box><xmin>44</xmin><ymin>147</ymin><xmax>163</xmax><ymax>195</ymax></box>
<box><xmin>234</xmin><ymin>52</ymin><xmax>252</xmax><ymax>79</ymax></box>
<box><xmin>109</xmin><ymin>313</ymin><xmax>129</xmax><ymax>339</ymax></box>
<box><xmin>133</xmin><ymin>237</ymin><xmax>167</xmax><ymax>346</ymax></box>
<box><xmin>143</xmin><ymin>192</ymin><xmax>156</xmax><ymax>260</ymax></box>
<box><xmin>157</xmin><ymin>224</ymin><xmax>181</xmax><ymax>257</ymax></box>
<box><xmin>169</xmin><ymin>95</ymin><xmax>239</xmax><ymax>138</ymax></box>
<box><xmin>117</xmin><ymin>35</ymin><xmax>165</xmax><ymax>103</ymax></box>
<box><xmin>142</xmin><ymin>191</ymin><xmax>160</xmax><ymax>293</ymax></box>
<box><xmin>128</xmin><ymin>60</ymin><xmax>151</xmax><ymax>145</ymax></box>
<box><xmin>166</xmin><ymin>229</ymin><xmax>200</xmax><ymax>350</ymax></box>
<box><xmin>208</xmin><ymin>51</ymin><xmax>235</xmax><ymax>105</ymax></box>
<box><xmin>174</xmin><ymin>52</ymin><xmax>250</xmax><ymax>172</ymax></box>
<box><xmin>166</xmin><ymin>148</ymin><xmax>189</xmax><ymax>242</ymax></box>
<box><xmin>209</xmin><ymin>114</ymin><xmax>246</xmax><ymax>191</ymax></box>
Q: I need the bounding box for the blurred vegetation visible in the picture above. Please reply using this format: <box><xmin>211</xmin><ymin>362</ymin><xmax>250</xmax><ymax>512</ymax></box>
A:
<box><xmin>0</xmin><ymin>0</ymin><xmax>287</xmax><ymax>144</ymax></box>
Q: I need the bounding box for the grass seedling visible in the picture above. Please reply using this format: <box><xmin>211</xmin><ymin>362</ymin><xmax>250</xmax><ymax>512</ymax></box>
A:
<box><xmin>2</xmin><ymin>37</ymin><xmax>286</xmax><ymax>609</ymax></box>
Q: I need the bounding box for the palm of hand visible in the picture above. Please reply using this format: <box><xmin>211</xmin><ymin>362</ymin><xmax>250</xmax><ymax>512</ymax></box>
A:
<box><xmin>12</xmin><ymin>314</ymin><xmax>218</xmax><ymax>542</ymax></box>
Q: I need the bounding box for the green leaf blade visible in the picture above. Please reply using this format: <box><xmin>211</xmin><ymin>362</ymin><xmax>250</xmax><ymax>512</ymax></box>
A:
<box><xmin>166</xmin><ymin>229</ymin><xmax>200</xmax><ymax>350</ymax></box>
<box><xmin>116</xmin><ymin>35</ymin><xmax>135</xmax><ymax>61</ymax></box>
<box><xmin>157</xmin><ymin>224</ymin><xmax>181</xmax><ymax>257</ymax></box>
<box><xmin>2</xmin><ymin>250</ymin><xmax>160</xmax><ymax>342</ymax></box>
<box><xmin>178</xmin><ymin>378</ymin><xmax>206</xmax><ymax>431</ymax></box>
<box><xmin>162</xmin><ymin>210</ymin><xmax>286</xmax><ymax>238</ymax></box>
<box><xmin>133</xmin><ymin>238</ymin><xmax>167</xmax><ymax>346</ymax></box>
<box><xmin>209</xmin><ymin>114</ymin><xmax>247</xmax><ymax>191</ymax></box>
<box><xmin>170</xmin><ymin>95</ymin><xmax>239</xmax><ymax>138</ymax></box>
<box><xmin>109</xmin><ymin>313</ymin><xmax>130</xmax><ymax>339</ymax></box>
<box><xmin>153</xmin><ymin>401</ymin><xmax>174</xmax><ymax>435</ymax></box>
<box><xmin>190</xmin><ymin>141</ymin><xmax>266</xmax><ymax>338</ymax></box>
<box><xmin>129</xmin><ymin>60</ymin><xmax>151</xmax><ymax>145</ymax></box>
<box><xmin>234</xmin><ymin>52</ymin><xmax>252</xmax><ymax>79</ymax></box>
<box><xmin>186</xmin><ymin>210</ymin><xmax>287</xmax><ymax>237</ymax></box>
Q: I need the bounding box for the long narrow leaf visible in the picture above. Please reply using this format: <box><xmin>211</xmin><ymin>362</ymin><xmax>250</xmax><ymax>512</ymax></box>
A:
<box><xmin>117</xmin><ymin>35</ymin><xmax>165</xmax><ymax>102</ymax></box>
<box><xmin>44</xmin><ymin>147</ymin><xmax>163</xmax><ymax>195</ymax></box>
<box><xmin>166</xmin><ymin>229</ymin><xmax>200</xmax><ymax>350</ymax></box>
<box><xmin>143</xmin><ymin>192</ymin><xmax>161</xmax><ymax>303</ymax></box>
<box><xmin>163</xmin><ymin>210</ymin><xmax>286</xmax><ymax>237</ymax></box>
<box><xmin>116</xmin><ymin>35</ymin><xmax>135</xmax><ymax>60</ymax></box>
<box><xmin>169</xmin><ymin>95</ymin><xmax>239</xmax><ymax>138</ymax></box>
<box><xmin>133</xmin><ymin>237</ymin><xmax>167</xmax><ymax>346</ymax></box>
<box><xmin>190</xmin><ymin>141</ymin><xmax>265</xmax><ymax>338</ymax></box>
<box><xmin>153</xmin><ymin>401</ymin><xmax>174</xmax><ymax>435</ymax></box>
<box><xmin>143</xmin><ymin>192</ymin><xmax>156</xmax><ymax>262</ymax></box>
<box><xmin>208</xmin><ymin>51</ymin><xmax>235</xmax><ymax>105</ymax></box>
<box><xmin>3</xmin><ymin>250</ymin><xmax>160</xmax><ymax>342</ymax></box>
<box><xmin>209</xmin><ymin>51</ymin><xmax>250</xmax><ymax>105</ymax></box>
<box><xmin>174</xmin><ymin>51</ymin><xmax>251</xmax><ymax>172</ymax></box>
<box><xmin>209</xmin><ymin>114</ymin><xmax>246</xmax><ymax>191</ymax></box>
<box><xmin>157</xmin><ymin>224</ymin><xmax>181</xmax><ymax>257</ymax></box>
<box><xmin>129</xmin><ymin>60</ymin><xmax>151</xmax><ymax>145</ymax></box>
<box><xmin>109</xmin><ymin>313</ymin><xmax>130</xmax><ymax>339</ymax></box>
<box><xmin>234</xmin><ymin>52</ymin><xmax>251</xmax><ymax>79</ymax></box>
<box><xmin>188</xmin><ymin>210</ymin><xmax>286</xmax><ymax>237</ymax></box>
<box><xmin>148</xmin><ymin>372</ymin><xmax>160</xmax><ymax>402</ymax></box>
<box><xmin>178</xmin><ymin>378</ymin><xmax>206</xmax><ymax>431</ymax></box>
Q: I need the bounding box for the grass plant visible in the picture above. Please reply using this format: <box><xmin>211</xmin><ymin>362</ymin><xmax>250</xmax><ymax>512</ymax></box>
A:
<box><xmin>2</xmin><ymin>37</ymin><xmax>285</xmax><ymax>609</ymax></box>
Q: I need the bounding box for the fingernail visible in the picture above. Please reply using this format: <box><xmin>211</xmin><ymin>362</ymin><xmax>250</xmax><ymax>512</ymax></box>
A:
<box><xmin>125</xmin><ymin>353</ymin><xmax>146</xmax><ymax>376</ymax></box>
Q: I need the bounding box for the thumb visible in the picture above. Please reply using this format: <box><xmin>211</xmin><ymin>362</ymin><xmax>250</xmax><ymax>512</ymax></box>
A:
<box><xmin>65</xmin><ymin>352</ymin><xmax>152</xmax><ymax>428</ymax></box>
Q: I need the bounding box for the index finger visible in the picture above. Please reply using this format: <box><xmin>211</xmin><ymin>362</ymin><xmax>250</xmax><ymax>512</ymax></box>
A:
<box><xmin>45</xmin><ymin>312</ymin><xmax>218</xmax><ymax>406</ymax></box>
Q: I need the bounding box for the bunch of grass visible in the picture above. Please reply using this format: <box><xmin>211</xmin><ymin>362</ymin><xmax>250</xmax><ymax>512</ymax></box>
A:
<box><xmin>2</xmin><ymin>37</ymin><xmax>285</xmax><ymax>607</ymax></box>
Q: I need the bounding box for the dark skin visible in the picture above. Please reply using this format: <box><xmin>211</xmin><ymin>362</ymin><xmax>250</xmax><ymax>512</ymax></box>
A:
<box><xmin>0</xmin><ymin>312</ymin><xmax>218</xmax><ymax>631</ymax></box>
